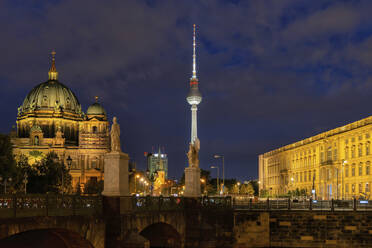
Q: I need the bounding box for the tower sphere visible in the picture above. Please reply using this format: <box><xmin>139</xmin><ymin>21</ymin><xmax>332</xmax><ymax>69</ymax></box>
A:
<box><xmin>186</xmin><ymin>85</ymin><xmax>202</xmax><ymax>105</ymax></box>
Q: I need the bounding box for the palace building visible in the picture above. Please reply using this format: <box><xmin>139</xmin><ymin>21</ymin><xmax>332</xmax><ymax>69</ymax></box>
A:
<box><xmin>11</xmin><ymin>52</ymin><xmax>110</xmax><ymax>190</ymax></box>
<box><xmin>259</xmin><ymin>116</ymin><xmax>372</xmax><ymax>200</ymax></box>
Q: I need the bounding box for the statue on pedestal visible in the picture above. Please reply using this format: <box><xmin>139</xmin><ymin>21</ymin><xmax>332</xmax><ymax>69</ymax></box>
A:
<box><xmin>110</xmin><ymin>116</ymin><xmax>121</xmax><ymax>152</ymax></box>
<box><xmin>187</xmin><ymin>138</ymin><xmax>200</xmax><ymax>168</ymax></box>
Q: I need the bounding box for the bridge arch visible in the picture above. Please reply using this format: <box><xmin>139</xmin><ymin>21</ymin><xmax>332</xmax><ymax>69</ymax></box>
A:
<box><xmin>0</xmin><ymin>228</ymin><xmax>94</xmax><ymax>248</ymax></box>
<box><xmin>140</xmin><ymin>222</ymin><xmax>182</xmax><ymax>248</ymax></box>
<box><xmin>0</xmin><ymin>216</ymin><xmax>105</xmax><ymax>248</ymax></box>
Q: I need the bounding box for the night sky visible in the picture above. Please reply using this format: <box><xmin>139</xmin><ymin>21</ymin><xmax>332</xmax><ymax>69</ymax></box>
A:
<box><xmin>1</xmin><ymin>0</ymin><xmax>372</xmax><ymax>182</ymax></box>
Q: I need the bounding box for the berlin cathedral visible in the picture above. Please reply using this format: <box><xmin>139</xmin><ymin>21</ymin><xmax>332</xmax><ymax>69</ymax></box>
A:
<box><xmin>10</xmin><ymin>52</ymin><xmax>110</xmax><ymax>190</ymax></box>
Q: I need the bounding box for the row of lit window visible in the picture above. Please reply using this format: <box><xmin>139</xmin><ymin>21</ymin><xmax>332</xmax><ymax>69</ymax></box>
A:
<box><xmin>345</xmin><ymin>162</ymin><xmax>371</xmax><ymax>177</ymax></box>
<box><xmin>345</xmin><ymin>182</ymin><xmax>370</xmax><ymax>193</ymax></box>
<box><xmin>345</xmin><ymin>133</ymin><xmax>370</xmax><ymax>144</ymax></box>
<box><xmin>292</xmin><ymin>170</ymin><xmax>316</xmax><ymax>183</ymax></box>
<box><xmin>345</xmin><ymin>142</ymin><xmax>371</xmax><ymax>159</ymax></box>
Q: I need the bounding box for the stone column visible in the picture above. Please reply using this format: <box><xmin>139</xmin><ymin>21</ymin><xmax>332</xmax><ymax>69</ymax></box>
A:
<box><xmin>102</xmin><ymin>151</ymin><xmax>130</xmax><ymax>196</ymax></box>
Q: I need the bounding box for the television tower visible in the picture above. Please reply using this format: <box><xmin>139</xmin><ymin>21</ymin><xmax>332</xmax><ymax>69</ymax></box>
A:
<box><xmin>186</xmin><ymin>24</ymin><xmax>202</xmax><ymax>144</ymax></box>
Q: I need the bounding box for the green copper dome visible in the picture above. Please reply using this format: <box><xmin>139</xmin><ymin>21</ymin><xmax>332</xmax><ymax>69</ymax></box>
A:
<box><xmin>19</xmin><ymin>80</ymin><xmax>82</xmax><ymax>116</ymax></box>
<box><xmin>86</xmin><ymin>102</ymin><xmax>106</xmax><ymax>116</ymax></box>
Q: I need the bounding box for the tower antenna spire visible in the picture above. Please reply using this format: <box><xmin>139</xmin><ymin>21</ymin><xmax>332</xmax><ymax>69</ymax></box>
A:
<box><xmin>192</xmin><ymin>24</ymin><xmax>197</xmax><ymax>80</ymax></box>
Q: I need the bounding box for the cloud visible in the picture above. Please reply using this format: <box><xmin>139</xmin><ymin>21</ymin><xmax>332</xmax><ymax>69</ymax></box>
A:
<box><xmin>2</xmin><ymin>0</ymin><xmax>372</xmax><ymax>181</ymax></box>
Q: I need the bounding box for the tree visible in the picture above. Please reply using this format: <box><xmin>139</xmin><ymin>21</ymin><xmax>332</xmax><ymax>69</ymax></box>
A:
<box><xmin>250</xmin><ymin>180</ymin><xmax>259</xmax><ymax>196</ymax></box>
<box><xmin>26</xmin><ymin>152</ymin><xmax>72</xmax><ymax>194</ymax></box>
<box><xmin>259</xmin><ymin>189</ymin><xmax>268</xmax><ymax>198</ymax></box>
<box><xmin>231</xmin><ymin>183</ymin><xmax>240</xmax><ymax>194</ymax></box>
<box><xmin>84</xmin><ymin>178</ymin><xmax>103</xmax><ymax>195</ymax></box>
<box><xmin>0</xmin><ymin>134</ymin><xmax>16</xmax><ymax>178</ymax></box>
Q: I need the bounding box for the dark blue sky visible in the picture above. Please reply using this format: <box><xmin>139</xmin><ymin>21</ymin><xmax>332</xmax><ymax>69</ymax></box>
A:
<box><xmin>1</xmin><ymin>0</ymin><xmax>372</xmax><ymax>181</ymax></box>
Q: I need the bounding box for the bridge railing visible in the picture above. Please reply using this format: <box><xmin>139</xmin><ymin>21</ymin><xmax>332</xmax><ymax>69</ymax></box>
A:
<box><xmin>130</xmin><ymin>196</ymin><xmax>232</xmax><ymax>211</ymax></box>
<box><xmin>233</xmin><ymin>198</ymin><xmax>372</xmax><ymax>211</ymax></box>
<box><xmin>0</xmin><ymin>194</ymin><xmax>102</xmax><ymax>218</ymax></box>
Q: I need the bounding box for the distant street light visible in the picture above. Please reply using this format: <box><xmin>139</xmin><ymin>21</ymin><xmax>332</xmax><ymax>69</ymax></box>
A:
<box><xmin>135</xmin><ymin>174</ymin><xmax>140</xmax><ymax>193</ymax></box>
<box><xmin>237</xmin><ymin>182</ymin><xmax>241</xmax><ymax>194</ymax></box>
<box><xmin>23</xmin><ymin>172</ymin><xmax>28</xmax><ymax>194</ymax></box>
<box><xmin>0</xmin><ymin>177</ymin><xmax>12</xmax><ymax>194</ymax></box>
<box><xmin>214</xmin><ymin>155</ymin><xmax>224</xmax><ymax>194</ymax></box>
<box><xmin>210</xmin><ymin>165</ymin><xmax>220</xmax><ymax>195</ymax></box>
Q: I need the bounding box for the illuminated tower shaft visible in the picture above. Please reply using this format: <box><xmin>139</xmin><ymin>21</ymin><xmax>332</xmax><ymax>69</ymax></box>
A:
<box><xmin>191</xmin><ymin>105</ymin><xmax>198</xmax><ymax>144</ymax></box>
<box><xmin>186</xmin><ymin>24</ymin><xmax>202</xmax><ymax>144</ymax></box>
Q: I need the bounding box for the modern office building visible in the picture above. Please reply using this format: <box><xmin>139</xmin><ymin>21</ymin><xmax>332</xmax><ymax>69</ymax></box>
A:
<box><xmin>145</xmin><ymin>148</ymin><xmax>168</xmax><ymax>180</ymax></box>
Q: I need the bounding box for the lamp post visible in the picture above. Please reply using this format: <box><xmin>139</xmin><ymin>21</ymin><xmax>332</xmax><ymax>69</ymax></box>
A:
<box><xmin>0</xmin><ymin>177</ymin><xmax>12</xmax><ymax>194</ymax></box>
<box><xmin>214</xmin><ymin>155</ymin><xmax>224</xmax><ymax>194</ymax></box>
<box><xmin>200</xmin><ymin>178</ymin><xmax>206</xmax><ymax>196</ymax></box>
<box><xmin>211</xmin><ymin>165</ymin><xmax>220</xmax><ymax>195</ymax></box>
<box><xmin>23</xmin><ymin>172</ymin><xmax>28</xmax><ymax>194</ymax></box>
<box><xmin>236</xmin><ymin>182</ymin><xmax>241</xmax><ymax>194</ymax></box>
<box><xmin>140</xmin><ymin>177</ymin><xmax>144</xmax><ymax>194</ymax></box>
<box><xmin>341</xmin><ymin>160</ymin><xmax>347</xmax><ymax>200</ymax></box>
<box><xmin>135</xmin><ymin>174</ymin><xmax>140</xmax><ymax>193</ymax></box>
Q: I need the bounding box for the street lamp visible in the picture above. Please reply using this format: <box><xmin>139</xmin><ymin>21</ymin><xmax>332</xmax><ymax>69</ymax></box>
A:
<box><xmin>214</xmin><ymin>155</ymin><xmax>224</xmax><ymax>194</ymax></box>
<box><xmin>0</xmin><ymin>177</ymin><xmax>12</xmax><ymax>194</ymax></box>
<box><xmin>140</xmin><ymin>177</ymin><xmax>145</xmax><ymax>194</ymax></box>
<box><xmin>200</xmin><ymin>178</ymin><xmax>206</xmax><ymax>195</ymax></box>
<box><xmin>135</xmin><ymin>174</ymin><xmax>140</xmax><ymax>193</ymax></box>
<box><xmin>237</xmin><ymin>182</ymin><xmax>241</xmax><ymax>194</ymax></box>
<box><xmin>341</xmin><ymin>160</ymin><xmax>347</xmax><ymax>200</ymax></box>
<box><xmin>210</xmin><ymin>165</ymin><xmax>220</xmax><ymax>195</ymax></box>
<box><xmin>23</xmin><ymin>172</ymin><xmax>28</xmax><ymax>194</ymax></box>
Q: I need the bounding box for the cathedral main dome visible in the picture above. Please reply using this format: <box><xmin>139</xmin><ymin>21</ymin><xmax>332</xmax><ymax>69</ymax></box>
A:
<box><xmin>19</xmin><ymin>80</ymin><xmax>81</xmax><ymax>116</ymax></box>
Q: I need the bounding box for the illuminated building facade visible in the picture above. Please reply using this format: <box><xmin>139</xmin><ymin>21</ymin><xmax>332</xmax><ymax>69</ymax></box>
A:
<box><xmin>146</xmin><ymin>148</ymin><xmax>168</xmax><ymax>180</ymax></box>
<box><xmin>11</xmin><ymin>52</ymin><xmax>110</xmax><ymax>190</ymax></box>
<box><xmin>259</xmin><ymin>116</ymin><xmax>372</xmax><ymax>200</ymax></box>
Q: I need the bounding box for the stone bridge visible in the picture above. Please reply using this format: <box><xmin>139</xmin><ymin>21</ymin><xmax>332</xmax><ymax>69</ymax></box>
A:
<box><xmin>2</xmin><ymin>195</ymin><xmax>372</xmax><ymax>247</ymax></box>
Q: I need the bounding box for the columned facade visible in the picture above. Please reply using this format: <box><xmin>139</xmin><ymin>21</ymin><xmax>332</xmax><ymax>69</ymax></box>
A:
<box><xmin>259</xmin><ymin>116</ymin><xmax>372</xmax><ymax>200</ymax></box>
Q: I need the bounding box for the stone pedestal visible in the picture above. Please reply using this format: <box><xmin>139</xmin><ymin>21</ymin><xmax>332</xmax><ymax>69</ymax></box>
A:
<box><xmin>184</xmin><ymin>166</ymin><xmax>201</xmax><ymax>197</ymax></box>
<box><xmin>102</xmin><ymin>151</ymin><xmax>130</xmax><ymax>196</ymax></box>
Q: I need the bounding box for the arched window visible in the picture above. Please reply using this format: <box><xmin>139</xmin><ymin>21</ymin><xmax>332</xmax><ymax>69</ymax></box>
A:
<box><xmin>359</xmin><ymin>163</ymin><xmax>363</xmax><ymax>176</ymax></box>
<box><xmin>308</xmin><ymin>170</ymin><xmax>311</xmax><ymax>181</ymax></box>
<box><xmin>345</xmin><ymin>146</ymin><xmax>349</xmax><ymax>159</ymax></box>
<box><xmin>304</xmin><ymin>171</ymin><xmax>307</xmax><ymax>182</ymax></box>
<box><xmin>327</xmin><ymin>146</ymin><xmax>332</xmax><ymax>161</ymax></box>
<box><xmin>366</xmin><ymin>183</ymin><xmax>370</xmax><ymax>193</ymax></box>
<box><xmin>366</xmin><ymin>162</ymin><xmax>370</xmax><ymax>175</ymax></box>
<box><xmin>345</xmin><ymin>165</ymin><xmax>349</xmax><ymax>177</ymax></box>
<box><xmin>351</xmin><ymin>145</ymin><xmax>356</xmax><ymax>158</ymax></box>
<box><xmin>358</xmin><ymin>143</ymin><xmax>363</xmax><ymax>157</ymax></box>
<box><xmin>352</xmin><ymin>164</ymin><xmax>356</xmax><ymax>177</ymax></box>
<box><xmin>366</xmin><ymin>142</ymin><xmax>370</xmax><ymax>156</ymax></box>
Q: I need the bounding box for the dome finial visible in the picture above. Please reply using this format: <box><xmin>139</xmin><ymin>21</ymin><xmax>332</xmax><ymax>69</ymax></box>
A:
<box><xmin>95</xmin><ymin>96</ymin><xmax>99</xmax><ymax>102</ymax></box>
<box><xmin>48</xmin><ymin>50</ymin><xmax>58</xmax><ymax>80</ymax></box>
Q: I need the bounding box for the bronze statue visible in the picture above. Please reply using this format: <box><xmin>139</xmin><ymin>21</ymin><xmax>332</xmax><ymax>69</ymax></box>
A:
<box><xmin>187</xmin><ymin>138</ymin><xmax>200</xmax><ymax>167</ymax></box>
<box><xmin>110</xmin><ymin>116</ymin><xmax>121</xmax><ymax>152</ymax></box>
